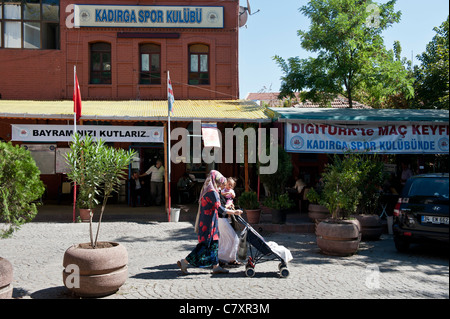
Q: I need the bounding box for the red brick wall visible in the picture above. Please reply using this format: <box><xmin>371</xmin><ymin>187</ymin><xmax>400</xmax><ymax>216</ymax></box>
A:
<box><xmin>0</xmin><ymin>0</ymin><xmax>239</xmax><ymax>101</ymax></box>
<box><xmin>0</xmin><ymin>50</ymin><xmax>65</xmax><ymax>100</ymax></box>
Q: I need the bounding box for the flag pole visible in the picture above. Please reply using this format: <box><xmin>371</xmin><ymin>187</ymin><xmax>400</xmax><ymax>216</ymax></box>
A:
<box><xmin>73</xmin><ymin>65</ymin><xmax>77</xmax><ymax>223</ymax></box>
<box><xmin>74</xmin><ymin>65</ymin><xmax>77</xmax><ymax>133</ymax></box>
<box><xmin>167</xmin><ymin>71</ymin><xmax>172</xmax><ymax>222</ymax></box>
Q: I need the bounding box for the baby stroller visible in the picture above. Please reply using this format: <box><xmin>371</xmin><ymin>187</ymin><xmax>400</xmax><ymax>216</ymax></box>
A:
<box><xmin>235</xmin><ymin>215</ymin><xmax>290</xmax><ymax>278</ymax></box>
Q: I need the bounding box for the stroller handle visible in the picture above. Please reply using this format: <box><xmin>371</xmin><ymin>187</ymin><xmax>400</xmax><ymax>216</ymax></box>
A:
<box><xmin>236</xmin><ymin>214</ymin><xmax>249</xmax><ymax>226</ymax></box>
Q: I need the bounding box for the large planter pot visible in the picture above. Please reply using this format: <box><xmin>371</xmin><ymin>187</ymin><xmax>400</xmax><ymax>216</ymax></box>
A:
<box><xmin>245</xmin><ymin>209</ymin><xmax>261</xmax><ymax>224</ymax></box>
<box><xmin>63</xmin><ymin>242</ymin><xmax>128</xmax><ymax>297</ymax></box>
<box><xmin>0</xmin><ymin>257</ymin><xmax>13</xmax><ymax>299</ymax></box>
<box><xmin>271</xmin><ymin>209</ymin><xmax>287</xmax><ymax>224</ymax></box>
<box><xmin>316</xmin><ymin>219</ymin><xmax>361</xmax><ymax>257</ymax></box>
<box><xmin>353</xmin><ymin>214</ymin><xmax>383</xmax><ymax>240</ymax></box>
<box><xmin>308</xmin><ymin>204</ymin><xmax>331</xmax><ymax>222</ymax></box>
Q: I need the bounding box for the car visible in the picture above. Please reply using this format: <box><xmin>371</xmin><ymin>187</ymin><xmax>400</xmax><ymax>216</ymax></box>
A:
<box><xmin>393</xmin><ymin>173</ymin><xmax>449</xmax><ymax>252</ymax></box>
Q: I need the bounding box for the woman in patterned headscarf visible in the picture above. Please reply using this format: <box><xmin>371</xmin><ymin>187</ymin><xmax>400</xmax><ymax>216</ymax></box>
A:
<box><xmin>177</xmin><ymin>170</ymin><xmax>242</xmax><ymax>275</ymax></box>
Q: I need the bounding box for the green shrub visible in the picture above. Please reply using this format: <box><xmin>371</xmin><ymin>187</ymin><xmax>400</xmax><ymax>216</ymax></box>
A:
<box><xmin>0</xmin><ymin>142</ymin><xmax>45</xmax><ymax>238</ymax></box>
<box><xmin>238</xmin><ymin>191</ymin><xmax>260</xmax><ymax>210</ymax></box>
<box><xmin>263</xmin><ymin>193</ymin><xmax>294</xmax><ymax>210</ymax></box>
<box><xmin>315</xmin><ymin>153</ymin><xmax>387</xmax><ymax>219</ymax></box>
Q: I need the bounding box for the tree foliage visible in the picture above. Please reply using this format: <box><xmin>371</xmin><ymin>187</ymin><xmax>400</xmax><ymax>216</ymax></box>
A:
<box><xmin>0</xmin><ymin>142</ymin><xmax>45</xmax><ymax>238</ymax></box>
<box><xmin>414</xmin><ymin>16</ymin><xmax>449</xmax><ymax>110</ymax></box>
<box><xmin>65</xmin><ymin>134</ymin><xmax>136</xmax><ymax>247</ymax></box>
<box><xmin>309</xmin><ymin>153</ymin><xmax>386</xmax><ymax>219</ymax></box>
<box><xmin>274</xmin><ymin>0</ymin><xmax>414</xmax><ymax>108</ymax></box>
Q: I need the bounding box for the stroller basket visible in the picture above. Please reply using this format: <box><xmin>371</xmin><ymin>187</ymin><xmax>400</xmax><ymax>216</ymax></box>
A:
<box><xmin>236</xmin><ymin>215</ymin><xmax>290</xmax><ymax>278</ymax></box>
<box><xmin>245</xmin><ymin>225</ymin><xmax>273</xmax><ymax>255</ymax></box>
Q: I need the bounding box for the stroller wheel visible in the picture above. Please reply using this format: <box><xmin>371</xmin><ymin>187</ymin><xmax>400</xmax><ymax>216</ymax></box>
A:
<box><xmin>280</xmin><ymin>267</ymin><xmax>290</xmax><ymax>278</ymax></box>
<box><xmin>245</xmin><ymin>266</ymin><xmax>255</xmax><ymax>277</ymax></box>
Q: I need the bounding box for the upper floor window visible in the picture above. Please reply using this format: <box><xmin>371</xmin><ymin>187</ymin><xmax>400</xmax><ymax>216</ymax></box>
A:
<box><xmin>90</xmin><ymin>42</ymin><xmax>111</xmax><ymax>84</ymax></box>
<box><xmin>139</xmin><ymin>43</ymin><xmax>161</xmax><ymax>85</ymax></box>
<box><xmin>0</xmin><ymin>0</ymin><xmax>59</xmax><ymax>49</ymax></box>
<box><xmin>189</xmin><ymin>44</ymin><xmax>209</xmax><ymax>85</ymax></box>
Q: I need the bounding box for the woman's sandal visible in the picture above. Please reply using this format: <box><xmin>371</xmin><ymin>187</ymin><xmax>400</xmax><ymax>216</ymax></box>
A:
<box><xmin>212</xmin><ymin>265</ymin><xmax>229</xmax><ymax>274</ymax></box>
<box><xmin>228</xmin><ymin>260</ymin><xmax>242</xmax><ymax>267</ymax></box>
<box><xmin>177</xmin><ymin>260</ymin><xmax>189</xmax><ymax>275</ymax></box>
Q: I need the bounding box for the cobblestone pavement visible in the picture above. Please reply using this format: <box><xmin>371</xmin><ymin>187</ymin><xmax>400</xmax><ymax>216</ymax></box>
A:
<box><xmin>1</xmin><ymin>218</ymin><xmax>448</xmax><ymax>301</ymax></box>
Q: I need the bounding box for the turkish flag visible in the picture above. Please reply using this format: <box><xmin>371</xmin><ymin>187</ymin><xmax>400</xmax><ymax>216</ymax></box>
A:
<box><xmin>73</xmin><ymin>74</ymin><xmax>82</xmax><ymax>121</ymax></box>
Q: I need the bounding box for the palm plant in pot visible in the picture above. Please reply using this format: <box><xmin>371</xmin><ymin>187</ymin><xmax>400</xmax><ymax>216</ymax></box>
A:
<box><xmin>314</xmin><ymin>153</ymin><xmax>363</xmax><ymax>256</ymax></box>
<box><xmin>63</xmin><ymin>133</ymin><xmax>136</xmax><ymax>297</ymax></box>
<box><xmin>238</xmin><ymin>191</ymin><xmax>261</xmax><ymax>224</ymax></box>
<box><xmin>0</xmin><ymin>141</ymin><xmax>45</xmax><ymax>298</ymax></box>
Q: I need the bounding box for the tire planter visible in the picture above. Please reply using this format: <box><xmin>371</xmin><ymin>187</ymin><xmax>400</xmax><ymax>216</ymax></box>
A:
<box><xmin>245</xmin><ymin>209</ymin><xmax>261</xmax><ymax>224</ymax></box>
<box><xmin>308</xmin><ymin>204</ymin><xmax>331</xmax><ymax>222</ymax></box>
<box><xmin>316</xmin><ymin>219</ymin><xmax>361</xmax><ymax>257</ymax></box>
<box><xmin>0</xmin><ymin>257</ymin><xmax>13</xmax><ymax>299</ymax></box>
<box><xmin>63</xmin><ymin>242</ymin><xmax>128</xmax><ymax>298</ymax></box>
<box><xmin>353</xmin><ymin>214</ymin><xmax>383</xmax><ymax>240</ymax></box>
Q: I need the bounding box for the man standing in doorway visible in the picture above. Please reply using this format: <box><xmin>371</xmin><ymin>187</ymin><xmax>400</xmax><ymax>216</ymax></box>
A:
<box><xmin>140</xmin><ymin>159</ymin><xmax>165</xmax><ymax>206</ymax></box>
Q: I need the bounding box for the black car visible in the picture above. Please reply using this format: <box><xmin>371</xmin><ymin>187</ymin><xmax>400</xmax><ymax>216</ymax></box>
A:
<box><xmin>393</xmin><ymin>173</ymin><xmax>449</xmax><ymax>252</ymax></box>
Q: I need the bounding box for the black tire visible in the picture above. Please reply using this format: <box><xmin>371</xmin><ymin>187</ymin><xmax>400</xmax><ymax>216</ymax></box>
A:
<box><xmin>245</xmin><ymin>266</ymin><xmax>255</xmax><ymax>277</ymax></box>
<box><xmin>394</xmin><ymin>236</ymin><xmax>410</xmax><ymax>252</ymax></box>
<box><xmin>280</xmin><ymin>267</ymin><xmax>290</xmax><ymax>278</ymax></box>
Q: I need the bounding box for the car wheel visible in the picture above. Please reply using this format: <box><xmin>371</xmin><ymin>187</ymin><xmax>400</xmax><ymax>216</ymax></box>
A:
<box><xmin>394</xmin><ymin>236</ymin><xmax>410</xmax><ymax>252</ymax></box>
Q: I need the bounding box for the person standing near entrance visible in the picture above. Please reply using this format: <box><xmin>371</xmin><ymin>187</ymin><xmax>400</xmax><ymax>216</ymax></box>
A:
<box><xmin>140</xmin><ymin>159</ymin><xmax>164</xmax><ymax>205</ymax></box>
<box><xmin>129</xmin><ymin>171</ymin><xmax>144</xmax><ymax>207</ymax></box>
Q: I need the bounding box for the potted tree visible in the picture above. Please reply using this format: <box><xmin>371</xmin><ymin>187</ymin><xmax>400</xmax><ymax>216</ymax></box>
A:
<box><xmin>263</xmin><ymin>193</ymin><xmax>294</xmax><ymax>224</ymax></box>
<box><xmin>76</xmin><ymin>189</ymin><xmax>96</xmax><ymax>222</ymax></box>
<box><xmin>238</xmin><ymin>191</ymin><xmax>261</xmax><ymax>224</ymax></box>
<box><xmin>258</xmin><ymin>146</ymin><xmax>293</xmax><ymax>224</ymax></box>
<box><xmin>66</xmin><ymin>134</ymin><xmax>101</xmax><ymax>223</ymax></box>
<box><xmin>314</xmin><ymin>154</ymin><xmax>363</xmax><ymax>256</ymax></box>
<box><xmin>0</xmin><ymin>141</ymin><xmax>45</xmax><ymax>298</ymax></box>
<box><xmin>353</xmin><ymin>156</ymin><xmax>387</xmax><ymax>240</ymax></box>
<box><xmin>63</xmin><ymin>133</ymin><xmax>136</xmax><ymax>297</ymax></box>
<box><xmin>305</xmin><ymin>185</ymin><xmax>331</xmax><ymax>225</ymax></box>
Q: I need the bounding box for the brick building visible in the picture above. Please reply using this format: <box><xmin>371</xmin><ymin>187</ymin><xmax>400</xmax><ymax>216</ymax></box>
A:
<box><xmin>0</xmin><ymin>0</ymin><xmax>239</xmax><ymax>100</ymax></box>
<box><xmin>0</xmin><ymin>0</ymin><xmax>273</xmax><ymax>206</ymax></box>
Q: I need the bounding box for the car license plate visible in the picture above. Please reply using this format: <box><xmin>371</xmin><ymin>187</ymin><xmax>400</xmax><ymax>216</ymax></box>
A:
<box><xmin>421</xmin><ymin>216</ymin><xmax>449</xmax><ymax>225</ymax></box>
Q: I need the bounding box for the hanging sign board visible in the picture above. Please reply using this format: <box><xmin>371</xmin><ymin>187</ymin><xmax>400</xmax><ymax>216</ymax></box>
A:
<box><xmin>22</xmin><ymin>144</ymin><xmax>56</xmax><ymax>175</ymax></box>
<box><xmin>285</xmin><ymin>122</ymin><xmax>449</xmax><ymax>154</ymax></box>
<box><xmin>74</xmin><ymin>5</ymin><xmax>224</xmax><ymax>29</ymax></box>
<box><xmin>11</xmin><ymin>125</ymin><xmax>164</xmax><ymax>143</ymax></box>
<box><xmin>201</xmin><ymin>122</ymin><xmax>221</xmax><ymax>148</ymax></box>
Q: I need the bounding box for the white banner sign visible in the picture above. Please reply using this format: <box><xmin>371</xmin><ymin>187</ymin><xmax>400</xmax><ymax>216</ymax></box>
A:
<box><xmin>74</xmin><ymin>5</ymin><xmax>224</xmax><ymax>28</ymax></box>
<box><xmin>285</xmin><ymin>123</ymin><xmax>449</xmax><ymax>154</ymax></box>
<box><xmin>201</xmin><ymin>122</ymin><xmax>221</xmax><ymax>148</ymax></box>
<box><xmin>12</xmin><ymin>125</ymin><xmax>164</xmax><ymax>143</ymax></box>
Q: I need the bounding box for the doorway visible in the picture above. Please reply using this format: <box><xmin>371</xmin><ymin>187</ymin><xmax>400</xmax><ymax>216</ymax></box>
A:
<box><xmin>129</xmin><ymin>145</ymin><xmax>165</xmax><ymax>206</ymax></box>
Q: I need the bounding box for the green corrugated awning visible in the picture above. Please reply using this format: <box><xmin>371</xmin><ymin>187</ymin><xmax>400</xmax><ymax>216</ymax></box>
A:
<box><xmin>271</xmin><ymin>107</ymin><xmax>449</xmax><ymax>124</ymax></box>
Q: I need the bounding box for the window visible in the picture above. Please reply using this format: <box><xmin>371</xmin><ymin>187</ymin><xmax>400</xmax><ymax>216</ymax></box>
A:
<box><xmin>0</xmin><ymin>0</ymin><xmax>59</xmax><ymax>49</ymax></box>
<box><xmin>90</xmin><ymin>42</ymin><xmax>111</xmax><ymax>84</ymax></box>
<box><xmin>139</xmin><ymin>43</ymin><xmax>161</xmax><ymax>85</ymax></box>
<box><xmin>189</xmin><ymin>44</ymin><xmax>209</xmax><ymax>85</ymax></box>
